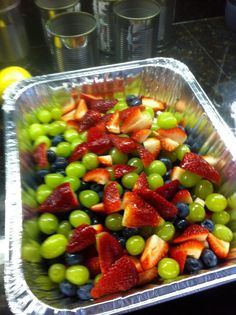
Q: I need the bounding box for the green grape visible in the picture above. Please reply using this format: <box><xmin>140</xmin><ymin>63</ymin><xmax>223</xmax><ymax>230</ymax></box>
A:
<box><xmin>66</xmin><ymin>162</ymin><xmax>86</xmax><ymax>178</ymax></box>
<box><xmin>82</xmin><ymin>153</ymin><xmax>99</xmax><ymax>170</ymax></box>
<box><xmin>105</xmin><ymin>213</ymin><xmax>123</xmax><ymax>231</ymax></box>
<box><xmin>113</xmin><ymin>92</ymin><xmax>125</xmax><ymax>101</ymax></box>
<box><xmin>145</xmin><ymin>160</ymin><xmax>167</xmax><ymax>176</ymax></box>
<box><xmin>71</xmin><ymin>138</ymin><xmax>84</xmax><ymax>151</ymax></box>
<box><xmin>148</xmin><ymin>173</ymin><xmax>164</xmax><ymax>190</ymax></box>
<box><xmin>187</xmin><ymin>202</ymin><xmax>206</xmax><ymax>222</ymax></box>
<box><xmin>79</xmin><ymin>190</ymin><xmax>100</xmax><ymax>208</ymax></box>
<box><xmin>35</xmin><ymin>275</ymin><xmax>56</xmax><ymax>290</ymax></box>
<box><xmin>80</xmin><ymin>131</ymin><xmax>88</xmax><ymax>142</ymax></box>
<box><xmin>34</xmin><ymin>135</ymin><xmax>51</xmax><ymax>148</ymax></box>
<box><xmin>110</xmin><ymin>147</ymin><xmax>128</xmax><ymax>164</ymax></box>
<box><xmin>213</xmin><ymin>224</ymin><xmax>233</xmax><ymax>242</ymax></box>
<box><xmin>179</xmin><ymin>170</ymin><xmax>201</xmax><ymax>188</ymax></box>
<box><xmin>116</xmin><ymin>182</ymin><xmax>123</xmax><ymax>195</ymax></box>
<box><xmin>64</xmin><ymin>129</ymin><xmax>80</xmax><ymax>143</ymax></box>
<box><xmin>63</xmin><ymin>176</ymin><xmax>81</xmax><ymax>191</ymax></box>
<box><xmin>23</xmin><ymin>218</ymin><xmax>40</xmax><ymax>240</ymax></box>
<box><xmin>69</xmin><ymin>210</ymin><xmax>91</xmax><ymax>227</ymax></box>
<box><xmin>158</xmin><ymin>258</ymin><xmax>180</xmax><ymax>280</ymax></box>
<box><xmin>38</xmin><ymin>213</ymin><xmax>59</xmax><ymax>235</ymax></box>
<box><xmin>28</xmin><ymin>123</ymin><xmax>45</xmax><ymax>140</ymax></box>
<box><xmin>126</xmin><ymin>235</ymin><xmax>145</xmax><ymax>256</ymax></box>
<box><xmin>65</xmin><ymin>265</ymin><xmax>90</xmax><ymax>286</ymax></box>
<box><xmin>48</xmin><ymin>263</ymin><xmax>66</xmax><ymax>283</ymax></box>
<box><xmin>228</xmin><ymin>208</ymin><xmax>236</xmax><ymax>221</ymax></box>
<box><xmin>57</xmin><ymin>220</ymin><xmax>72</xmax><ymax>238</ymax></box>
<box><xmin>48</xmin><ymin>121</ymin><xmax>67</xmax><ymax>136</ymax></box>
<box><xmin>128</xmin><ymin>157</ymin><xmax>143</xmax><ymax>174</ymax></box>
<box><xmin>157</xmin><ymin>112</ymin><xmax>177</xmax><ymax>129</ymax></box>
<box><xmin>43</xmin><ymin>123</ymin><xmax>50</xmax><ymax>134</ymax></box>
<box><xmin>51</xmin><ymin>107</ymin><xmax>62</xmax><ymax>120</ymax></box>
<box><xmin>151</xmin><ymin>117</ymin><xmax>159</xmax><ymax>131</ymax></box>
<box><xmin>205</xmin><ymin>193</ymin><xmax>227</xmax><ymax>212</ymax></box>
<box><xmin>155</xmin><ymin>222</ymin><xmax>175</xmax><ymax>241</ymax></box>
<box><xmin>45</xmin><ymin>173</ymin><xmax>64</xmax><ymax>189</ymax></box>
<box><xmin>228</xmin><ymin>192</ymin><xmax>236</xmax><ymax>209</ymax></box>
<box><xmin>113</xmin><ymin>102</ymin><xmax>128</xmax><ymax>111</ymax></box>
<box><xmin>37</xmin><ymin>109</ymin><xmax>52</xmax><ymax>123</ymax></box>
<box><xmin>212</xmin><ymin>211</ymin><xmax>230</xmax><ymax>225</ymax></box>
<box><xmin>40</xmin><ymin>234</ymin><xmax>68</xmax><ymax>259</ymax></box>
<box><xmin>143</xmin><ymin>107</ymin><xmax>154</xmax><ymax>119</ymax></box>
<box><xmin>94</xmin><ymin>273</ymin><xmax>102</xmax><ymax>284</ymax></box>
<box><xmin>161</xmin><ymin>151</ymin><xmax>177</xmax><ymax>162</ymax></box>
<box><xmin>176</xmin><ymin>144</ymin><xmax>190</xmax><ymax>160</ymax></box>
<box><xmin>22</xmin><ymin>240</ymin><xmax>42</xmax><ymax>263</ymax></box>
<box><xmin>193</xmin><ymin>179</ymin><xmax>214</xmax><ymax>200</ymax></box>
<box><xmin>56</xmin><ymin>142</ymin><xmax>72</xmax><ymax>158</ymax></box>
<box><xmin>174</xmin><ymin>112</ymin><xmax>184</xmax><ymax>123</ymax></box>
<box><xmin>22</xmin><ymin>190</ymin><xmax>38</xmax><ymax>208</ymax></box>
<box><xmin>121</xmin><ymin>172</ymin><xmax>139</xmax><ymax>189</ymax></box>
<box><xmin>36</xmin><ymin>185</ymin><xmax>52</xmax><ymax>204</ymax></box>
<box><xmin>106</xmin><ymin>166</ymin><xmax>115</xmax><ymax>181</ymax></box>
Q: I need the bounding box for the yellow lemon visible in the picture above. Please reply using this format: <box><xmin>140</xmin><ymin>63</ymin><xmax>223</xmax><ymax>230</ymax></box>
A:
<box><xmin>0</xmin><ymin>66</ymin><xmax>32</xmax><ymax>99</ymax></box>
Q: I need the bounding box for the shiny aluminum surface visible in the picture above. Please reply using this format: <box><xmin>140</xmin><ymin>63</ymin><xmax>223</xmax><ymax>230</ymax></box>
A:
<box><xmin>3</xmin><ymin>57</ymin><xmax>236</xmax><ymax>315</ymax></box>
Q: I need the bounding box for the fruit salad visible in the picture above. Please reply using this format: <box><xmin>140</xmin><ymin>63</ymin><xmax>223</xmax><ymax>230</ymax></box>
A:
<box><xmin>22</xmin><ymin>89</ymin><xmax>236</xmax><ymax>302</ymax></box>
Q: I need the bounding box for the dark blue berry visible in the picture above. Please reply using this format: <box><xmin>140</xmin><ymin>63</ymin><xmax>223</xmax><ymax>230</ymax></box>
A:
<box><xmin>98</xmin><ymin>190</ymin><xmax>104</xmax><ymax>201</ymax></box>
<box><xmin>90</xmin><ymin>183</ymin><xmax>103</xmax><ymax>193</ymax></box>
<box><xmin>122</xmin><ymin>227</ymin><xmax>139</xmax><ymax>238</ymax></box>
<box><xmin>126</xmin><ymin>95</ymin><xmax>142</xmax><ymax>107</ymax></box>
<box><xmin>118</xmin><ymin>236</ymin><xmax>126</xmax><ymax>247</ymax></box>
<box><xmin>51</xmin><ymin>135</ymin><xmax>65</xmax><ymax>146</ymax></box>
<box><xmin>51</xmin><ymin>157</ymin><xmax>68</xmax><ymax>171</ymax></box>
<box><xmin>201</xmin><ymin>219</ymin><xmax>214</xmax><ymax>232</ymax></box>
<box><xmin>185</xmin><ymin>257</ymin><xmax>203</xmax><ymax>273</ymax></box>
<box><xmin>57</xmin><ymin>170</ymin><xmax>66</xmax><ymax>176</ymax></box>
<box><xmin>59</xmin><ymin>280</ymin><xmax>77</xmax><ymax>297</ymax></box>
<box><xmin>36</xmin><ymin>169</ymin><xmax>50</xmax><ymax>184</ymax></box>
<box><xmin>176</xmin><ymin>203</ymin><xmax>189</xmax><ymax>218</ymax></box>
<box><xmin>79</xmin><ymin>180</ymin><xmax>91</xmax><ymax>191</ymax></box>
<box><xmin>65</xmin><ymin>252</ymin><xmax>85</xmax><ymax>265</ymax></box>
<box><xmin>77</xmin><ymin>283</ymin><xmax>93</xmax><ymax>300</ymax></box>
<box><xmin>164</xmin><ymin>170</ymin><xmax>171</xmax><ymax>181</ymax></box>
<box><xmin>201</xmin><ymin>249</ymin><xmax>218</xmax><ymax>268</ymax></box>
<box><xmin>174</xmin><ymin>218</ymin><xmax>189</xmax><ymax>231</ymax></box>
<box><xmin>47</xmin><ymin>150</ymin><xmax>57</xmax><ymax>163</ymax></box>
<box><xmin>91</xmin><ymin>216</ymin><xmax>103</xmax><ymax>225</ymax></box>
<box><xmin>159</xmin><ymin>157</ymin><xmax>172</xmax><ymax>171</ymax></box>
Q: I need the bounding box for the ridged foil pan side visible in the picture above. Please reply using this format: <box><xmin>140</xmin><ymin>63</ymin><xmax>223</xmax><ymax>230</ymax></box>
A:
<box><xmin>3</xmin><ymin>57</ymin><xmax>236</xmax><ymax>315</ymax></box>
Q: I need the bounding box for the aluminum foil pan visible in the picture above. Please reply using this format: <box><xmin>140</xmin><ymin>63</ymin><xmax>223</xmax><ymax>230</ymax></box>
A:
<box><xmin>3</xmin><ymin>57</ymin><xmax>236</xmax><ymax>315</ymax></box>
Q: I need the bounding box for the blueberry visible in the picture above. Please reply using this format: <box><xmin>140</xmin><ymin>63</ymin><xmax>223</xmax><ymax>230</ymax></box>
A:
<box><xmin>176</xmin><ymin>203</ymin><xmax>189</xmax><ymax>218</ymax></box>
<box><xmin>126</xmin><ymin>95</ymin><xmax>142</xmax><ymax>107</ymax></box>
<box><xmin>51</xmin><ymin>157</ymin><xmax>68</xmax><ymax>171</ymax></box>
<box><xmin>201</xmin><ymin>219</ymin><xmax>214</xmax><ymax>232</ymax></box>
<box><xmin>122</xmin><ymin>227</ymin><xmax>139</xmax><ymax>238</ymax></box>
<box><xmin>65</xmin><ymin>252</ymin><xmax>85</xmax><ymax>265</ymax></box>
<box><xmin>47</xmin><ymin>150</ymin><xmax>57</xmax><ymax>163</ymax></box>
<box><xmin>79</xmin><ymin>180</ymin><xmax>91</xmax><ymax>191</ymax></box>
<box><xmin>201</xmin><ymin>249</ymin><xmax>218</xmax><ymax>268</ymax></box>
<box><xmin>51</xmin><ymin>135</ymin><xmax>65</xmax><ymax>146</ymax></box>
<box><xmin>159</xmin><ymin>157</ymin><xmax>172</xmax><ymax>171</ymax></box>
<box><xmin>185</xmin><ymin>257</ymin><xmax>203</xmax><ymax>273</ymax></box>
<box><xmin>77</xmin><ymin>283</ymin><xmax>93</xmax><ymax>300</ymax></box>
<box><xmin>90</xmin><ymin>183</ymin><xmax>103</xmax><ymax>193</ymax></box>
<box><xmin>91</xmin><ymin>216</ymin><xmax>103</xmax><ymax>225</ymax></box>
<box><xmin>164</xmin><ymin>170</ymin><xmax>171</xmax><ymax>181</ymax></box>
<box><xmin>59</xmin><ymin>280</ymin><xmax>77</xmax><ymax>297</ymax></box>
<box><xmin>174</xmin><ymin>218</ymin><xmax>189</xmax><ymax>232</ymax></box>
<box><xmin>98</xmin><ymin>190</ymin><xmax>104</xmax><ymax>201</ymax></box>
<box><xmin>36</xmin><ymin>169</ymin><xmax>50</xmax><ymax>184</ymax></box>
<box><xmin>118</xmin><ymin>236</ymin><xmax>126</xmax><ymax>247</ymax></box>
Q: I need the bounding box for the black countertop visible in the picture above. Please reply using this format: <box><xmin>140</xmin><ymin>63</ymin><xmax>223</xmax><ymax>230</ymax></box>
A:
<box><xmin>1</xmin><ymin>16</ymin><xmax>236</xmax><ymax>315</ymax></box>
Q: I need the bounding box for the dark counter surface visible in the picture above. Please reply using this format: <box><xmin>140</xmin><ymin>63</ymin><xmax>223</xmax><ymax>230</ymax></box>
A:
<box><xmin>1</xmin><ymin>16</ymin><xmax>236</xmax><ymax>315</ymax></box>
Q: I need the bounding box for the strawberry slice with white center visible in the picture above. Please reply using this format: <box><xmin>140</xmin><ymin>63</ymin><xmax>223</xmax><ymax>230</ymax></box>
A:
<box><xmin>143</xmin><ymin>137</ymin><xmax>161</xmax><ymax>158</ymax></box>
<box><xmin>172</xmin><ymin>189</ymin><xmax>193</xmax><ymax>204</ymax></box>
<box><xmin>155</xmin><ymin>179</ymin><xmax>180</xmax><ymax>201</ymax></box>
<box><xmin>133</xmin><ymin>171</ymin><xmax>149</xmax><ymax>192</ymax></box>
<box><xmin>83</xmin><ymin>168</ymin><xmax>110</xmax><ymax>185</ymax></box>
<box><xmin>137</xmin><ymin>267</ymin><xmax>158</xmax><ymax>286</ymax></box>
<box><xmin>121</xmin><ymin>107</ymin><xmax>152</xmax><ymax>133</ymax></box>
<box><xmin>67</xmin><ymin>224</ymin><xmax>96</xmax><ymax>253</ymax></box>
<box><xmin>131</xmin><ymin>129</ymin><xmax>151</xmax><ymax>143</ymax></box>
<box><xmin>79</xmin><ymin>92</ymin><xmax>103</xmax><ymax>106</ymax></box>
<box><xmin>119</xmin><ymin>105</ymin><xmax>145</xmax><ymax>121</ymax></box>
<box><xmin>141</xmin><ymin>97</ymin><xmax>166</xmax><ymax>111</ymax></box>
<box><xmin>74</xmin><ymin>98</ymin><xmax>88</xmax><ymax>121</ymax></box>
<box><xmin>171</xmin><ymin>239</ymin><xmax>205</xmax><ymax>259</ymax></box>
<box><xmin>173</xmin><ymin>224</ymin><xmax>209</xmax><ymax>243</ymax></box>
<box><xmin>157</xmin><ymin>127</ymin><xmax>187</xmax><ymax>144</ymax></box>
<box><xmin>104</xmin><ymin>181</ymin><xmax>122</xmax><ymax>213</ymax></box>
<box><xmin>90</xmin><ymin>202</ymin><xmax>105</xmax><ymax>213</ymax></box>
<box><xmin>113</xmin><ymin>164</ymin><xmax>137</xmax><ymax>178</ymax></box>
<box><xmin>105</xmin><ymin>111</ymin><xmax>120</xmax><ymax>134</ymax></box>
<box><xmin>170</xmin><ymin>166</ymin><xmax>185</xmax><ymax>181</ymax></box>
<box><xmin>78</xmin><ymin>109</ymin><xmax>101</xmax><ymax>132</ymax></box>
<box><xmin>180</xmin><ymin>152</ymin><xmax>221</xmax><ymax>184</ymax></box>
<box><xmin>207</xmin><ymin>233</ymin><xmax>230</xmax><ymax>258</ymax></box>
<box><xmin>97</xmin><ymin>155</ymin><xmax>113</xmax><ymax>166</ymax></box>
<box><xmin>136</xmin><ymin>144</ymin><xmax>155</xmax><ymax>167</ymax></box>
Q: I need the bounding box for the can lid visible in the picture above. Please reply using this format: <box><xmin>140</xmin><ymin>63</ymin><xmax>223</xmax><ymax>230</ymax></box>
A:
<box><xmin>34</xmin><ymin>0</ymin><xmax>80</xmax><ymax>11</ymax></box>
<box><xmin>0</xmin><ymin>0</ymin><xmax>20</xmax><ymax>13</ymax></box>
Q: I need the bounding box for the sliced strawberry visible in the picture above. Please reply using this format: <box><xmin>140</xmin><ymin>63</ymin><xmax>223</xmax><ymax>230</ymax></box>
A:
<box><xmin>74</xmin><ymin>98</ymin><xmax>88</xmax><ymax>121</ymax></box>
<box><xmin>87</xmin><ymin>126</ymin><xmax>106</xmax><ymax>142</ymax></box>
<box><xmin>90</xmin><ymin>98</ymin><xmax>118</xmax><ymax>113</ymax></box>
<box><xmin>98</xmin><ymin>155</ymin><xmax>113</xmax><ymax>166</ymax></box>
<box><xmin>172</xmin><ymin>240</ymin><xmax>205</xmax><ymax>259</ymax></box>
<box><xmin>62</xmin><ymin>100</ymin><xmax>76</xmax><ymax>115</ymax></box>
<box><xmin>141</xmin><ymin>97</ymin><xmax>166</xmax><ymax>111</ymax></box>
<box><xmin>109</xmin><ymin>134</ymin><xmax>137</xmax><ymax>154</ymax></box>
<box><xmin>113</xmin><ymin>164</ymin><xmax>137</xmax><ymax>179</ymax></box>
<box><xmin>66</xmin><ymin>120</ymin><xmax>80</xmax><ymax>132</ymax></box>
<box><xmin>155</xmin><ymin>179</ymin><xmax>180</xmax><ymax>201</ymax></box>
<box><xmin>160</xmin><ymin>137</ymin><xmax>180</xmax><ymax>152</ymax></box>
<box><xmin>87</xmin><ymin>134</ymin><xmax>112</xmax><ymax>155</ymax></box>
<box><xmin>78</xmin><ymin>110</ymin><xmax>101</xmax><ymax>132</ymax></box>
<box><xmin>39</xmin><ymin>182</ymin><xmax>79</xmax><ymax>213</ymax></box>
<box><xmin>140</xmin><ymin>235</ymin><xmax>169</xmax><ymax>270</ymax></box>
<box><xmin>104</xmin><ymin>181</ymin><xmax>122</xmax><ymax>213</ymax></box>
<box><xmin>67</xmin><ymin>224</ymin><xmax>96</xmax><ymax>253</ymax></box>
<box><xmin>172</xmin><ymin>189</ymin><xmax>193</xmax><ymax>204</ymax></box>
<box><xmin>79</xmin><ymin>92</ymin><xmax>103</xmax><ymax>106</ymax></box>
<box><xmin>202</xmin><ymin>155</ymin><xmax>220</xmax><ymax>166</ymax></box>
<box><xmin>121</xmin><ymin>108</ymin><xmax>152</xmax><ymax>133</ymax></box>
<box><xmin>137</xmin><ymin>267</ymin><xmax>158</xmax><ymax>286</ymax></box>
<box><xmin>92</xmin><ymin>224</ymin><xmax>105</xmax><ymax>233</ymax></box>
<box><xmin>138</xmin><ymin>189</ymin><xmax>178</xmax><ymax>220</ymax></box>
<box><xmin>61</xmin><ymin>109</ymin><xmax>76</xmax><ymax>122</ymax></box>
<box><xmin>122</xmin><ymin>192</ymin><xmax>162</xmax><ymax>228</ymax></box>
<box><xmin>69</xmin><ymin>143</ymin><xmax>88</xmax><ymax>162</ymax></box>
<box><xmin>90</xmin><ymin>202</ymin><xmax>105</xmax><ymax>213</ymax></box>
<box><xmin>158</xmin><ymin>127</ymin><xmax>187</xmax><ymax>145</ymax></box>
<box><xmin>83</xmin><ymin>168</ymin><xmax>110</xmax><ymax>185</ymax></box>
<box><xmin>133</xmin><ymin>171</ymin><xmax>149</xmax><ymax>192</ymax></box>
<box><xmin>105</xmin><ymin>111</ymin><xmax>120</xmax><ymax>134</ymax></box>
<box><xmin>119</xmin><ymin>105</ymin><xmax>144</xmax><ymax>121</ymax></box>
<box><xmin>85</xmin><ymin>256</ymin><xmax>101</xmax><ymax>276</ymax></box>
<box><xmin>143</xmin><ymin>138</ymin><xmax>161</xmax><ymax>158</ymax></box>
<box><xmin>180</xmin><ymin>152</ymin><xmax>221</xmax><ymax>184</ymax></box>
<box><xmin>33</xmin><ymin>143</ymin><xmax>48</xmax><ymax>168</ymax></box>
<box><xmin>128</xmin><ymin>256</ymin><xmax>143</xmax><ymax>273</ymax></box>
<box><xmin>170</xmin><ymin>166</ymin><xmax>185</xmax><ymax>181</ymax></box>
<box><xmin>173</xmin><ymin>224</ymin><xmax>209</xmax><ymax>244</ymax></box>
<box><xmin>71</xmin><ymin>88</ymin><xmax>79</xmax><ymax>101</ymax></box>
<box><xmin>91</xmin><ymin>255</ymin><xmax>138</xmax><ymax>299</ymax></box>
<box><xmin>97</xmin><ymin>232</ymin><xmax>124</xmax><ymax>273</ymax></box>
<box><xmin>131</xmin><ymin>129</ymin><xmax>151</xmax><ymax>143</ymax></box>
<box><xmin>136</xmin><ymin>144</ymin><xmax>155</xmax><ymax>167</ymax></box>
<box><xmin>207</xmin><ymin>233</ymin><xmax>230</xmax><ymax>259</ymax></box>
<box><xmin>169</xmin><ymin>248</ymin><xmax>187</xmax><ymax>273</ymax></box>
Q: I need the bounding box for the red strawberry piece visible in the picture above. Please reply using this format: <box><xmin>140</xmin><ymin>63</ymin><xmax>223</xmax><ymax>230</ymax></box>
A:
<box><xmin>119</xmin><ymin>105</ymin><xmax>144</xmax><ymax>121</ymax></box>
<box><xmin>155</xmin><ymin>179</ymin><xmax>180</xmax><ymax>201</ymax></box>
<box><xmin>90</xmin><ymin>202</ymin><xmax>105</xmax><ymax>213</ymax></box>
<box><xmin>122</xmin><ymin>192</ymin><xmax>163</xmax><ymax>228</ymax></box>
<box><xmin>160</xmin><ymin>137</ymin><xmax>180</xmax><ymax>152</ymax></box>
<box><xmin>39</xmin><ymin>182</ymin><xmax>79</xmax><ymax>213</ymax></box>
<box><xmin>133</xmin><ymin>171</ymin><xmax>149</xmax><ymax>192</ymax></box>
<box><xmin>87</xmin><ymin>126</ymin><xmax>106</xmax><ymax>142</ymax></box>
<box><xmin>172</xmin><ymin>189</ymin><xmax>193</xmax><ymax>204</ymax></box>
<box><xmin>74</xmin><ymin>98</ymin><xmax>88</xmax><ymax>121</ymax></box>
<box><xmin>180</xmin><ymin>152</ymin><xmax>221</xmax><ymax>184</ymax></box>
<box><xmin>85</xmin><ymin>256</ymin><xmax>101</xmax><ymax>276</ymax></box>
<box><xmin>141</xmin><ymin>97</ymin><xmax>166</xmax><ymax>111</ymax></box>
<box><xmin>105</xmin><ymin>111</ymin><xmax>120</xmax><ymax>134</ymax></box>
<box><xmin>136</xmin><ymin>145</ymin><xmax>155</xmax><ymax>167</ymax></box>
<box><xmin>207</xmin><ymin>233</ymin><xmax>230</xmax><ymax>259</ymax></box>
<box><xmin>140</xmin><ymin>235</ymin><xmax>169</xmax><ymax>270</ymax></box>
<box><xmin>67</xmin><ymin>224</ymin><xmax>96</xmax><ymax>253</ymax></box>
<box><xmin>33</xmin><ymin>143</ymin><xmax>48</xmax><ymax>168</ymax></box>
<box><xmin>83</xmin><ymin>168</ymin><xmax>110</xmax><ymax>185</ymax></box>
<box><xmin>104</xmin><ymin>181</ymin><xmax>122</xmax><ymax>213</ymax></box>
<box><xmin>62</xmin><ymin>101</ymin><xmax>76</xmax><ymax>115</ymax></box>
<box><xmin>97</xmin><ymin>232</ymin><xmax>124</xmax><ymax>273</ymax></box>
<box><xmin>87</xmin><ymin>134</ymin><xmax>112</xmax><ymax>155</ymax></box>
<box><xmin>113</xmin><ymin>164</ymin><xmax>137</xmax><ymax>179</ymax></box>
<box><xmin>78</xmin><ymin>110</ymin><xmax>101</xmax><ymax>132</ymax></box>
<box><xmin>173</xmin><ymin>224</ymin><xmax>209</xmax><ymax>244</ymax></box>
<box><xmin>97</xmin><ymin>155</ymin><xmax>113</xmax><ymax>166</ymax></box>
<box><xmin>128</xmin><ymin>256</ymin><xmax>143</xmax><ymax>273</ymax></box>
<box><xmin>131</xmin><ymin>129</ymin><xmax>151</xmax><ymax>143</ymax></box>
<box><xmin>143</xmin><ymin>138</ymin><xmax>161</xmax><ymax>158</ymax></box>
<box><xmin>121</xmin><ymin>108</ymin><xmax>152</xmax><ymax>133</ymax></box>
<box><xmin>169</xmin><ymin>248</ymin><xmax>187</xmax><ymax>273</ymax></box>
<box><xmin>90</xmin><ymin>98</ymin><xmax>118</xmax><ymax>113</ymax></box>
<box><xmin>158</xmin><ymin>127</ymin><xmax>187</xmax><ymax>145</ymax></box>
<box><xmin>71</xmin><ymin>87</ymin><xmax>79</xmax><ymax>101</ymax></box>
<box><xmin>79</xmin><ymin>92</ymin><xmax>103</xmax><ymax>106</ymax></box>
<box><xmin>91</xmin><ymin>255</ymin><xmax>138</xmax><ymax>299</ymax></box>
<box><xmin>138</xmin><ymin>189</ymin><xmax>178</xmax><ymax>220</ymax></box>
<box><xmin>109</xmin><ymin>134</ymin><xmax>137</xmax><ymax>154</ymax></box>
<box><xmin>137</xmin><ymin>267</ymin><xmax>158</xmax><ymax>287</ymax></box>
<box><xmin>172</xmin><ymin>240</ymin><xmax>205</xmax><ymax>259</ymax></box>
<box><xmin>92</xmin><ymin>224</ymin><xmax>105</xmax><ymax>233</ymax></box>
<box><xmin>61</xmin><ymin>109</ymin><xmax>76</xmax><ymax>122</ymax></box>
<box><xmin>69</xmin><ymin>143</ymin><xmax>88</xmax><ymax>162</ymax></box>
<box><xmin>170</xmin><ymin>166</ymin><xmax>185</xmax><ymax>181</ymax></box>
<box><xmin>66</xmin><ymin>120</ymin><xmax>80</xmax><ymax>132</ymax></box>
